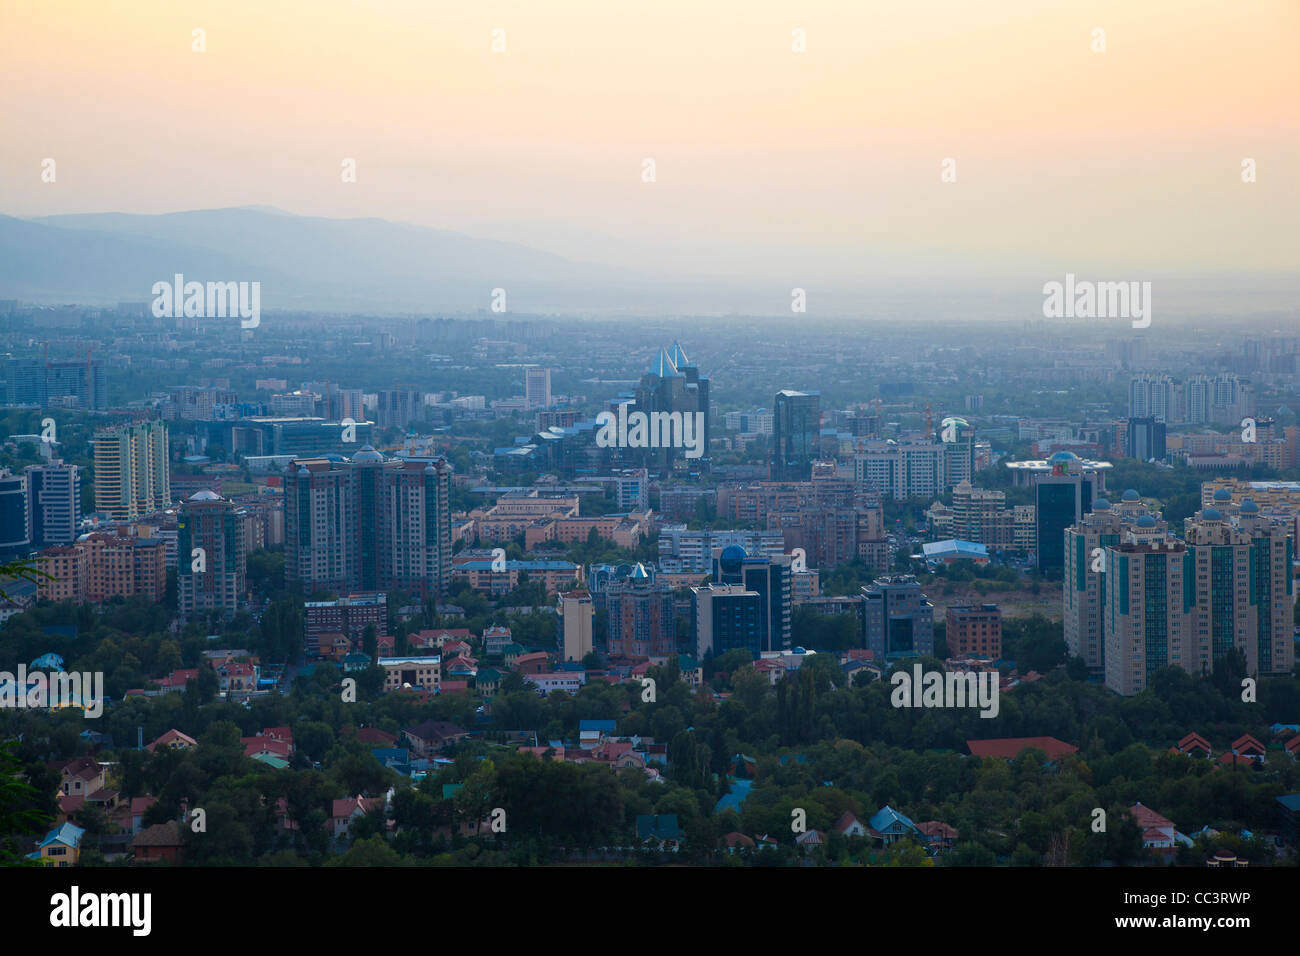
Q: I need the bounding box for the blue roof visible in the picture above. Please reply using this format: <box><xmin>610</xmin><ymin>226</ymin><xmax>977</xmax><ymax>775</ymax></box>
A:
<box><xmin>1277</xmin><ymin>793</ymin><xmax>1300</xmax><ymax>812</ymax></box>
<box><xmin>868</xmin><ymin>805</ymin><xmax>917</xmax><ymax>834</ymax></box>
<box><xmin>922</xmin><ymin>539</ymin><xmax>989</xmax><ymax>559</ymax></box>
<box><xmin>579</xmin><ymin>719</ymin><xmax>617</xmax><ymax>733</ymax></box>
<box><xmin>715</xmin><ymin>777</ymin><xmax>753</xmax><ymax>813</ymax></box>
<box><xmin>38</xmin><ymin>822</ymin><xmax>85</xmax><ymax>850</ymax></box>
<box><xmin>636</xmin><ymin>814</ymin><xmax>680</xmax><ymax>840</ymax></box>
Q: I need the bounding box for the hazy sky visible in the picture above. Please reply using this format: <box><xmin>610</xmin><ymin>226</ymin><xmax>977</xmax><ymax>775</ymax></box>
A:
<box><xmin>4</xmin><ymin>0</ymin><xmax>1297</xmax><ymax>280</ymax></box>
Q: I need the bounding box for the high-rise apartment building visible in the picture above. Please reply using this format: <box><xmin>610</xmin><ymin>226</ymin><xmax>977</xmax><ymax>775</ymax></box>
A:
<box><xmin>605</xmin><ymin>564</ymin><xmax>675</xmax><ymax>659</ymax></box>
<box><xmin>771</xmin><ymin>389</ymin><xmax>821</xmax><ymax>482</ymax></box>
<box><xmin>1128</xmin><ymin>373</ymin><xmax>1178</xmax><ymax>422</ymax></box>
<box><xmin>6</xmin><ymin>358</ymin><xmax>108</xmax><ymax>410</ymax></box>
<box><xmin>374</xmin><ymin>387</ymin><xmax>424</xmax><ymax>429</ymax></box>
<box><xmin>1063</xmin><ymin>492</ymin><xmax>1167</xmax><ymax>676</ymax></box>
<box><xmin>1182</xmin><ymin>502</ymin><xmax>1293</xmax><ymax>680</ymax></box>
<box><xmin>177</xmin><ymin>490</ymin><xmax>246</xmax><ymax>618</ymax></box>
<box><xmin>285</xmin><ymin>447</ymin><xmax>452</xmax><ymax>598</ymax></box>
<box><xmin>94</xmin><ymin>421</ymin><xmax>171</xmax><ymax>521</ymax></box>
<box><xmin>854</xmin><ymin>437</ymin><xmax>962</xmax><ymax>501</ymax></box>
<box><xmin>1078</xmin><ymin>494</ymin><xmax>1294</xmax><ymax>696</ymax></box>
<box><xmin>558</xmin><ymin>588</ymin><xmax>594</xmax><ymax>662</ymax></box>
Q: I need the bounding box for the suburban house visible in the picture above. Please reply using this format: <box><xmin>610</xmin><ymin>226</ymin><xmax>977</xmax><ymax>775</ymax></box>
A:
<box><xmin>27</xmin><ymin>822</ymin><xmax>85</xmax><ymax>867</ymax></box>
<box><xmin>1129</xmin><ymin>802</ymin><xmax>1189</xmax><ymax>853</ymax></box>
<box><xmin>403</xmin><ymin>720</ymin><xmax>471</xmax><ymax>757</ymax></box>
<box><xmin>720</xmin><ymin>832</ymin><xmax>756</xmax><ymax>852</ymax></box>
<box><xmin>1226</xmin><ymin>734</ymin><xmax>1267</xmax><ymax>764</ymax></box>
<box><xmin>868</xmin><ymin>805</ymin><xmax>921</xmax><ymax>845</ymax></box>
<box><xmin>146</xmin><ymin>729</ymin><xmax>198</xmax><ymax>753</ymax></box>
<box><xmin>216</xmin><ymin>660</ymin><xmax>257</xmax><ymax>696</ymax></box>
<box><xmin>330</xmin><ymin>795</ymin><xmax>383</xmax><ymax>840</ymax></box>
<box><xmin>132</xmin><ymin>821</ymin><xmax>185</xmax><ymax>863</ymax></box>
<box><xmin>56</xmin><ymin>756</ymin><xmax>106</xmax><ymax>797</ymax></box>
<box><xmin>1171</xmin><ymin>731</ymin><xmax>1213</xmax><ymax>757</ymax></box>
<box><xmin>834</xmin><ymin>811</ymin><xmax>868</xmax><ymax>838</ymax></box>
<box><xmin>475</xmin><ymin>667</ymin><xmax>503</xmax><ymax>697</ymax></box>
<box><xmin>635</xmin><ymin>814</ymin><xmax>680</xmax><ymax>850</ymax></box>
<box><xmin>916</xmin><ymin>821</ymin><xmax>960</xmax><ymax>850</ymax></box>
<box><xmin>346</xmin><ymin>726</ymin><xmax>398</xmax><ymax>748</ymax></box>
<box><xmin>795</xmin><ymin>829</ymin><xmax>825</xmax><ymax>850</ymax></box>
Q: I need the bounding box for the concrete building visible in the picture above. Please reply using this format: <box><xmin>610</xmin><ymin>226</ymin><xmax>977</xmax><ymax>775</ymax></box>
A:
<box><xmin>93</xmin><ymin>421</ymin><xmax>171</xmax><ymax>521</ymax></box>
<box><xmin>861</xmin><ymin>575</ymin><xmax>934</xmax><ymax>660</ymax></box>
<box><xmin>177</xmin><ymin>490</ymin><xmax>246</xmax><ymax>619</ymax></box>
<box><xmin>558</xmin><ymin>589</ymin><xmax>594</xmax><ymax>662</ymax></box>
<box><xmin>945</xmin><ymin>604</ymin><xmax>1002</xmax><ymax>659</ymax></box>
<box><xmin>285</xmin><ymin>448</ymin><xmax>452</xmax><ymax>598</ymax></box>
<box><xmin>1063</xmin><ymin>492</ymin><xmax>1166</xmax><ymax>676</ymax></box>
<box><xmin>606</xmin><ymin>564</ymin><xmax>676</xmax><ymax>659</ymax></box>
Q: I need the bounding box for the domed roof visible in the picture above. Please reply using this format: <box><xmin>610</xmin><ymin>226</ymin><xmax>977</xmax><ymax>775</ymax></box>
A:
<box><xmin>1213</xmin><ymin>487</ymin><xmax>1232</xmax><ymax>501</ymax></box>
<box><xmin>718</xmin><ymin>545</ymin><xmax>747</xmax><ymax>574</ymax></box>
<box><xmin>1136</xmin><ymin>515</ymin><xmax>1156</xmax><ymax>528</ymax></box>
<box><xmin>1121</xmin><ymin>489</ymin><xmax>1141</xmax><ymax>502</ymax></box>
<box><xmin>1049</xmin><ymin>451</ymin><xmax>1079</xmax><ymax>462</ymax></box>
<box><xmin>1202</xmin><ymin>508</ymin><xmax>1222</xmax><ymax>521</ymax></box>
<box><xmin>188</xmin><ymin>490</ymin><xmax>222</xmax><ymax>501</ymax></box>
<box><xmin>1093</xmin><ymin>499</ymin><xmax>1111</xmax><ymax>510</ymax></box>
<box><xmin>297</xmin><ymin>466</ymin><xmax>310</xmax><ymax>477</ymax></box>
<box><xmin>351</xmin><ymin>444</ymin><xmax>384</xmax><ymax>463</ymax></box>
<box><xmin>1239</xmin><ymin>498</ymin><xmax>1259</xmax><ymax>513</ymax></box>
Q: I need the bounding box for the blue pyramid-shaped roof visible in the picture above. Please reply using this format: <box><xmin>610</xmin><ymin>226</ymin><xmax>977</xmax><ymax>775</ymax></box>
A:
<box><xmin>647</xmin><ymin>349</ymin><xmax>682</xmax><ymax>378</ymax></box>
<box><xmin>668</xmin><ymin>340</ymin><xmax>693</xmax><ymax>368</ymax></box>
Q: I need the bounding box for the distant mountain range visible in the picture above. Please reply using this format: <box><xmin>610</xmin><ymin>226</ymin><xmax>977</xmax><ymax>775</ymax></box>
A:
<box><xmin>3</xmin><ymin>207</ymin><xmax>1296</xmax><ymax>319</ymax></box>
<box><xmin>0</xmin><ymin>207</ymin><xmax>619</xmax><ymax>314</ymax></box>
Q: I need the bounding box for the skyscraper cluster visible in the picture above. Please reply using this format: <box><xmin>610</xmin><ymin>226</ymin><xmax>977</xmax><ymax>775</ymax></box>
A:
<box><xmin>1064</xmin><ymin>488</ymin><xmax>1295</xmax><ymax>695</ymax></box>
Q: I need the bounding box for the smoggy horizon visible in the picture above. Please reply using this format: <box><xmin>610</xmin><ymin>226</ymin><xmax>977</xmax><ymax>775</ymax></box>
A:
<box><xmin>3</xmin><ymin>0</ymin><xmax>1297</xmax><ymax>286</ymax></box>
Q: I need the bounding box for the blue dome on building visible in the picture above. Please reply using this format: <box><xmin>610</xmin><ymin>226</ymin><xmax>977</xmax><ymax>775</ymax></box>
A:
<box><xmin>1093</xmin><ymin>499</ymin><xmax>1111</xmax><ymax>510</ymax></box>
<box><xmin>1136</xmin><ymin>515</ymin><xmax>1156</xmax><ymax>528</ymax></box>
<box><xmin>1239</xmin><ymin>499</ymin><xmax>1259</xmax><ymax>514</ymax></box>
<box><xmin>718</xmin><ymin>545</ymin><xmax>747</xmax><ymax>575</ymax></box>
<box><xmin>1122</xmin><ymin>489</ymin><xmax>1141</xmax><ymax>502</ymax></box>
<box><xmin>1202</xmin><ymin>508</ymin><xmax>1222</xmax><ymax>521</ymax></box>
<box><xmin>1213</xmin><ymin>487</ymin><xmax>1232</xmax><ymax>501</ymax></box>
